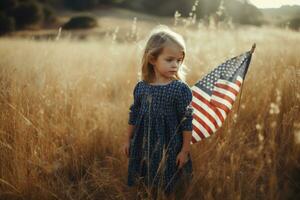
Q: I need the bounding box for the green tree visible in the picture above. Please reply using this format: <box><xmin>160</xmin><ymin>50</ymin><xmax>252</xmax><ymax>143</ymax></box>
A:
<box><xmin>64</xmin><ymin>0</ymin><xmax>99</xmax><ymax>10</ymax></box>
<box><xmin>0</xmin><ymin>0</ymin><xmax>17</xmax><ymax>10</ymax></box>
<box><xmin>289</xmin><ymin>17</ymin><xmax>300</xmax><ymax>30</ymax></box>
<box><xmin>0</xmin><ymin>12</ymin><xmax>15</xmax><ymax>35</ymax></box>
<box><xmin>13</xmin><ymin>1</ymin><xmax>44</xmax><ymax>29</ymax></box>
<box><xmin>63</xmin><ymin>15</ymin><xmax>98</xmax><ymax>29</ymax></box>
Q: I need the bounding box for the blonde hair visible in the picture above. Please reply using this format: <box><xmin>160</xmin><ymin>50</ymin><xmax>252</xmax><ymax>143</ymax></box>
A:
<box><xmin>141</xmin><ymin>25</ymin><xmax>188</xmax><ymax>83</ymax></box>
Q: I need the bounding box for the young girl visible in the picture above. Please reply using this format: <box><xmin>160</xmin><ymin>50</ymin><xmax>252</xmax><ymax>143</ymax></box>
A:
<box><xmin>123</xmin><ymin>26</ymin><xmax>194</xmax><ymax>199</ymax></box>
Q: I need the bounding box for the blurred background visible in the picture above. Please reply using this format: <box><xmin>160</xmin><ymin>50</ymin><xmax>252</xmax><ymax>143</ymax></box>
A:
<box><xmin>0</xmin><ymin>0</ymin><xmax>300</xmax><ymax>38</ymax></box>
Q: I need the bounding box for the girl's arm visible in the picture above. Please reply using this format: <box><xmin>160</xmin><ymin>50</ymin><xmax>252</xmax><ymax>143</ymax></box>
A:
<box><xmin>181</xmin><ymin>130</ymin><xmax>192</xmax><ymax>153</ymax></box>
<box><xmin>176</xmin><ymin>130</ymin><xmax>192</xmax><ymax>168</ymax></box>
<box><xmin>123</xmin><ymin>124</ymin><xmax>135</xmax><ymax>158</ymax></box>
<box><xmin>175</xmin><ymin>83</ymin><xmax>193</xmax><ymax>152</ymax></box>
<box><xmin>124</xmin><ymin>82</ymin><xmax>141</xmax><ymax>157</ymax></box>
<box><xmin>127</xmin><ymin>81</ymin><xmax>141</xmax><ymax>141</ymax></box>
<box><xmin>174</xmin><ymin>83</ymin><xmax>194</xmax><ymax>168</ymax></box>
<box><xmin>126</xmin><ymin>124</ymin><xmax>135</xmax><ymax>142</ymax></box>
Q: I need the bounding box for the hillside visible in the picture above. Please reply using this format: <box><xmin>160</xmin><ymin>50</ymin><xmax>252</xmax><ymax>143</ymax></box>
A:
<box><xmin>260</xmin><ymin>5</ymin><xmax>300</xmax><ymax>25</ymax></box>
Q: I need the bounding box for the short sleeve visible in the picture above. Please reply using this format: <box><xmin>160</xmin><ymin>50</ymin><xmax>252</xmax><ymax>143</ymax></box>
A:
<box><xmin>175</xmin><ymin>83</ymin><xmax>194</xmax><ymax>132</ymax></box>
<box><xmin>128</xmin><ymin>82</ymin><xmax>141</xmax><ymax>126</ymax></box>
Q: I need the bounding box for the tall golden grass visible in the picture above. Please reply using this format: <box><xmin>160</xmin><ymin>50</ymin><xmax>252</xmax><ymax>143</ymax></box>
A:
<box><xmin>0</xmin><ymin>24</ymin><xmax>300</xmax><ymax>200</ymax></box>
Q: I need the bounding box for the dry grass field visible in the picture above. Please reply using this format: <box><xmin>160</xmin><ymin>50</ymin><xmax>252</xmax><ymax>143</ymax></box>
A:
<box><xmin>0</xmin><ymin>15</ymin><xmax>300</xmax><ymax>200</ymax></box>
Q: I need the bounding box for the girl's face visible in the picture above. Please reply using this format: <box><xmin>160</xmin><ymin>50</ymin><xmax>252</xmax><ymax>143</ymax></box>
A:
<box><xmin>150</xmin><ymin>43</ymin><xmax>184</xmax><ymax>81</ymax></box>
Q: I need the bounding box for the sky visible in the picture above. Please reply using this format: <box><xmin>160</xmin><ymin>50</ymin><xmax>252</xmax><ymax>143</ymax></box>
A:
<box><xmin>248</xmin><ymin>0</ymin><xmax>300</xmax><ymax>8</ymax></box>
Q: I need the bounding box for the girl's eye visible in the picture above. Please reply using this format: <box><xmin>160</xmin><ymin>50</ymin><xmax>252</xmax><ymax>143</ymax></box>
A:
<box><xmin>165</xmin><ymin>58</ymin><xmax>183</xmax><ymax>63</ymax></box>
<box><xmin>176</xmin><ymin>60</ymin><xmax>183</xmax><ymax>64</ymax></box>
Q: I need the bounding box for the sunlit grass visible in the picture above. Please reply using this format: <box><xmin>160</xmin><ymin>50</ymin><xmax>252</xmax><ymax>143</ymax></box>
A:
<box><xmin>0</xmin><ymin>24</ymin><xmax>300</xmax><ymax>199</ymax></box>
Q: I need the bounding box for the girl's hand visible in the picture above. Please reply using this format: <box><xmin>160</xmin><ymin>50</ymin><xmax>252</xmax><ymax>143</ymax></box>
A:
<box><xmin>123</xmin><ymin>140</ymin><xmax>131</xmax><ymax>158</ymax></box>
<box><xmin>176</xmin><ymin>151</ymin><xmax>189</xmax><ymax>169</ymax></box>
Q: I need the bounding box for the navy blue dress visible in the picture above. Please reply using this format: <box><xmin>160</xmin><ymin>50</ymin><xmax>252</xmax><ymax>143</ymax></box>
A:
<box><xmin>127</xmin><ymin>79</ymin><xmax>194</xmax><ymax>195</ymax></box>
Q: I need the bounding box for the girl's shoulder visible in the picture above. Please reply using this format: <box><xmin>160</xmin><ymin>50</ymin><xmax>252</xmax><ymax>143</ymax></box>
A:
<box><xmin>174</xmin><ymin>79</ymin><xmax>190</xmax><ymax>87</ymax></box>
<box><xmin>173</xmin><ymin>80</ymin><xmax>191</xmax><ymax>91</ymax></box>
<box><xmin>135</xmin><ymin>79</ymin><xmax>191</xmax><ymax>92</ymax></box>
<box><xmin>172</xmin><ymin>80</ymin><xmax>193</xmax><ymax>100</ymax></box>
<box><xmin>132</xmin><ymin>80</ymin><xmax>146</xmax><ymax>94</ymax></box>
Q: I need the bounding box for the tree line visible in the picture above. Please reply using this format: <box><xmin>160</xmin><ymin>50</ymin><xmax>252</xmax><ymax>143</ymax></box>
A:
<box><xmin>0</xmin><ymin>0</ymin><xmax>265</xmax><ymax>35</ymax></box>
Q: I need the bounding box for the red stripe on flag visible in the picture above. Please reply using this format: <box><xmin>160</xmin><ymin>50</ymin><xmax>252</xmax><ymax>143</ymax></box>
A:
<box><xmin>192</xmin><ymin>90</ymin><xmax>225</xmax><ymax>123</ymax></box>
<box><xmin>193</xmin><ymin>113</ymin><xmax>213</xmax><ymax>136</ymax></box>
<box><xmin>191</xmin><ymin>101</ymin><xmax>219</xmax><ymax>129</ymax></box>
<box><xmin>191</xmin><ymin>136</ymin><xmax>197</xmax><ymax>144</ymax></box>
<box><xmin>192</xmin><ymin>125</ymin><xmax>206</xmax><ymax>139</ymax></box>
<box><xmin>235</xmin><ymin>80</ymin><xmax>242</xmax><ymax>87</ymax></box>
<box><xmin>212</xmin><ymin>90</ymin><xmax>235</xmax><ymax>104</ymax></box>
<box><xmin>215</xmin><ymin>83</ymin><xmax>238</xmax><ymax>96</ymax></box>
<box><xmin>210</xmin><ymin>99</ymin><xmax>230</xmax><ymax>113</ymax></box>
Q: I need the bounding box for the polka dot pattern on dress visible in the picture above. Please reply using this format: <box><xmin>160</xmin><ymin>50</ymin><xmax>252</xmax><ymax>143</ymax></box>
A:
<box><xmin>127</xmin><ymin>79</ymin><xmax>194</xmax><ymax>195</ymax></box>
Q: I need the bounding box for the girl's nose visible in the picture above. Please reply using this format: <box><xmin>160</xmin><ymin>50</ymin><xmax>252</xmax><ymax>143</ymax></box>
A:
<box><xmin>172</xmin><ymin>61</ymin><xmax>179</xmax><ymax>68</ymax></box>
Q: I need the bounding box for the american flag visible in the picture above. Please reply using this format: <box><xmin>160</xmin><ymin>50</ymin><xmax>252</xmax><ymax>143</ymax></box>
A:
<box><xmin>190</xmin><ymin>49</ymin><xmax>254</xmax><ymax>144</ymax></box>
